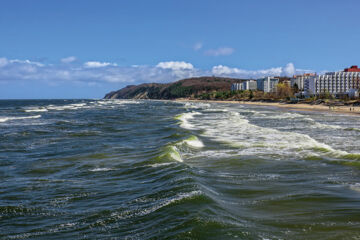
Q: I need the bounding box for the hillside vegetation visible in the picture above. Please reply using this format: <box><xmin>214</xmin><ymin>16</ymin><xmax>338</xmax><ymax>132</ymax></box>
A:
<box><xmin>104</xmin><ymin>77</ymin><xmax>244</xmax><ymax>99</ymax></box>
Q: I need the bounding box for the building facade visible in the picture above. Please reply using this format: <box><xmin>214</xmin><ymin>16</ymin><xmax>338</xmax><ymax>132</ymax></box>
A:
<box><xmin>304</xmin><ymin>66</ymin><xmax>360</xmax><ymax>95</ymax></box>
<box><xmin>257</xmin><ymin>77</ymin><xmax>279</xmax><ymax>93</ymax></box>
<box><xmin>290</xmin><ymin>73</ymin><xmax>316</xmax><ymax>90</ymax></box>
<box><xmin>231</xmin><ymin>83</ymin><xmax>242</xmax><ymax>91</ymax></box>
<box><xmin>243</xmin><ymin>80</ymin><xmax>257</xmax><ymax>90</ymax></box>
<box><xmin>231</xmin><ymin>80</ymin><xmax>257</xmax><ymax>91</ymax></box>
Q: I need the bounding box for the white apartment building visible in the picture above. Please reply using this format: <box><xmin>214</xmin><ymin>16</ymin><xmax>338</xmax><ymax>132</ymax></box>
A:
<box><xmin>304</xmin><ymin>67</ymin><xmax>360</xmax><ymax>95</ymax></box>
<box><xmin>231</xmin><ymin>80</ymin><xmax>257</xmax><ymax>91</ymax></box>
<box><xmin>290</xmin><ymin>73</ymin><xmax>316</xmax><ymax>90</ymax></box>
<box><xmin>257</xmin><ymin>77</ymin><xmax>279</xmax><ymax>93</ymax></box>
<box><xmin>304</xmin><ymin>76</ymin><xmax>317</xmax><ymax>94</ymax></box>
<box><xmin>231</xmin><ymin>83</ymin><xmax>242</xmax><ymax>91</ymax></box>
<box><xmin>243</xmin><ymin>80</ymin><xmax>257</xmax><ymax>90</ymax></box>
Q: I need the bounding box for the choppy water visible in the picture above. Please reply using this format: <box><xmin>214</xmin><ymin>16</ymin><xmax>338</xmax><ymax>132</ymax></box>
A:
<box><xmin>1</xmin><ymin>99</ymin><xmax>360</xmax><ymax>239</ymax></box>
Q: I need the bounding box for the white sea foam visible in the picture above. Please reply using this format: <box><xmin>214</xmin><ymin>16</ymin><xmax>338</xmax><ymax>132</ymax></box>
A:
<box><xmin>158</xmin><ymin>144</ymin><xmax>184</xmax><ymax>162</ymax></box>
<box><xmin>70</xmin><ymin>103</ymin><xmax>87</xmax><ymax>107</ymax></box>
<box><xmin>89</xmin><ymin>167</ymin><xmax>114</xmax><ymax>172</ymax></box>
<box><xmin>148</xmin><ymin>162</ymin><xmax>174</xmax><ymax>168</ymax></box>
<box><xmin>110</xmin><ymin>190</ymin><xmax>202</xmax><ymax>220</ymax></box>
<box><xmin>349</xmin><ymin>183</ymin><xmax>360</xmax><ymax>193</ymax></box>
<box><xmin>252</xmin><ymin>111</ymin><xmax>343</xmax><ymax>130</ymax></box>
<box><xmin>179</xmin><ymin>108</ymin><xmax>352</xmax><ymax>159</ymax></box>
<box><xmin>0</xmin><ymin>115</ymin><xmax>41</xmax><ymax>123</ymax></box>
<box><xmin>266</xmin><ymin>112</ymin><xmax>305</xmax><ymax>119</ymax></box>
<box><xmin>32</xmin><ymin>100</ymin><xmax>141</xmax><ymax>112</ymax></box>
<box><xmin>183</xmin><ymin>102</ymin><xmax>211</xmax><ymax>109</ymax></box>
<box><xmin>169</xmin><ymin>146</ymin><xmax>183</xmax><ymax>162</ymax></box>
<box><xmin>207</xmin><ymin>108</ymin><xmax>229</xmax><ymax>113</ymax></box>
<box><xmin>176</xmin><ymin>112</ymin><xmax>201</xmax><ymax>130</ymax></box>
<box><xmin>97</xmin><ymin>100</ymin><xmax>140</xmax><ymax>106</ymax></box>
<box><xmin>24</xmin><ymin>107</ymin><xmax>48</xmax><ymax>112</ymax></box>
<box><xmin>311</xmin><ymin>121</ymin><xmax>342</xmax><ymax>130</ymax></box>
<box><xmin>136</xmin><ymin>190</ymin><xmax>202</xmax><ymax>216</ymax></box>
<box><xmin>46</xmin><ymin>103</ymin><xmax>88</xmax><ymax>111</ymax></box>
<box><xmin>182</xmin><ymin>136</ymin><xmax>204</xmax><ymax>148</ymax></box>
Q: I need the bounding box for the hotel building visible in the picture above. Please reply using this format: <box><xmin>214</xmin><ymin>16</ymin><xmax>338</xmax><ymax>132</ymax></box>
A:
<box><xmin>231</xmin><ymin>83</ymin><xmax>242</xmax><ymax>91</ymax></box>
<box><xmin>304</xmin><ymin>66</ymin><xmax>360</xmax><ymax>95</ymax></box>
<box><xmin>290</xmin><ymin>73</ymin><xmax>316</xmax><ymax>90</ymax></box>
<box><xmin>231</xmin><ymin>80</ymin><xmax>257</xmax><ymax>91</ymax></box>
<box><xmin>257</xmin><ymin>77</ymin><xmax>279</xmax><ymax>93</ymax></box>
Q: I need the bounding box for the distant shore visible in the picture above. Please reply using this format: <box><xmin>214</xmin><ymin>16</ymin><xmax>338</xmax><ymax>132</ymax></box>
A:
<box><xmin>175</xmin><ymin>98</ymin><xmax>360</xmax><ymax>116</ymax></box>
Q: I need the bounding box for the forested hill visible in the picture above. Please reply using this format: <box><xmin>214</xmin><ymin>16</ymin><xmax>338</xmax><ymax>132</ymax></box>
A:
<box><xmin>104</xmin><ymin>77</ymin><xmax>244</xmax><ymax>99</ymax></box>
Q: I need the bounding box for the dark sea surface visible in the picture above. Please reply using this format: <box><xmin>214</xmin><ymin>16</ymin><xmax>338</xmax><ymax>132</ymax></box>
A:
<box><xmin>1</xmin><ymin>99</ymin><xmax>360</xmax><ymax>239</ymax></box>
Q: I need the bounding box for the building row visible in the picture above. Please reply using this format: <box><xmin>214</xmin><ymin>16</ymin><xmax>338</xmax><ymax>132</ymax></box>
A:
<box><xmin>290</xmin><ymin>65</ymin><xmax>360</xmax><ymax>97</ymax></box>
<box><xmin>230</xmin><ymin>65</ymin><xmax>360</xmax><ymax>98</ymax></box>
<box><xmin>231</xmin><ymin>77</ymin><xmax>279</xmax><ymax>93</ymax></box>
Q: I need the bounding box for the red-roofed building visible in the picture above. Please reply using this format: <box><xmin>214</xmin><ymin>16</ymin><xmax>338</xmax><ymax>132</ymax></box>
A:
<box><xmin>344</xmin><ymin>65</ymin><xmax>360</xmax><ymax>72</ymax></box>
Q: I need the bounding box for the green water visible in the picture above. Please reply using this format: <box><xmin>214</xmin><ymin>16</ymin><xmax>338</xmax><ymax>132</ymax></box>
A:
<box><xmin>1</xmin><ymin>99</ymin><xmax>360</xmax><ymax>239</ymax></box>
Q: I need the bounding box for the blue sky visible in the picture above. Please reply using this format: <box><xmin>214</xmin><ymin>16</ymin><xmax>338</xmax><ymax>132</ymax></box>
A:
<box><xmin>0</xmin><ymin>0</ymin><xmax>359</xmax><ymax>99</ymax></box>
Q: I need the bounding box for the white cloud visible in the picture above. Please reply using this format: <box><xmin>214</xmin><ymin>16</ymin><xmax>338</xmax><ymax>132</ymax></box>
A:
<box><xmin>204</xmin><ymin>47</ymin><xmax>234</xmax><ymax>56</ymax></box>
<box><xmin>84</xmin><ymin>61</ymin><xmax>117</xmax><ymax>68</ymax></box>
<box><xmin>9</xmin><ymin>59</ymin><xmax>44</xmax><ymax>67</ymax></box>
<box><xmin>61</xmin><ymin>56</ymin><xmax>77</xmax><ymax>63</ymax></box>
<box><xmin>0</xmin><ymin>58</ymin><xmax>199</xmax><ymax>86</ymax></box>
<box><xmin>281</xmin><ymin>62</ymin><xmax>296</xmax><ymax>77</ymax></box>
<box><xmin>0</xmin><ymin>58</ymin><xmax>8</xmax><ymax>67</ymax></box>
<box><xmin>0</xmin><ymin>57</ymin><xmax>315</xmax><ymax>90</ymax></box>
<box><xmin>156</xmin><ymin>61</ymin><xmax>194</xmax><ymax>70</ymax></box>
<box><xmin>212</xmin><ymin>65</ymin><xmax>281</xmax><ymax>78</ymax></box>
<box><xmin>212</xmin><ymin>63</ymin><xmax>306</xmax><ymax>78</ymax></box>
<box><xmin>193</xmin><ymin>42</ymin><xmax>203</xmax><ymax>51</ymax></box>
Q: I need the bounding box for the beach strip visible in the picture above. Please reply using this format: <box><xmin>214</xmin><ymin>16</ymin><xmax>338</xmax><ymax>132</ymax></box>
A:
<box><xmin>175</xmin><ymin>99</ymin><xmax>360</xmax><ymax>116</ymax></box>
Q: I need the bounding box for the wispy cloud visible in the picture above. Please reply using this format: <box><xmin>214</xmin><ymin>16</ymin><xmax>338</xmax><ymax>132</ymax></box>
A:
<box><xmin>0</xmin><ymin>57</ymin><xmax>313</xmax><ymax>89</ymax></box>
<box><xmin>9</xmin><ymin>59</ymin><xmax>44</xmax><ymax>67</ymax></box>
<box><xmin>61</xmin><ymin>56</ymin><xmax>77</xmax><ymax>63</ymax></box>
<box><xmin>0</xmin><ymin>58</ymin><xmax>200</xmax><ymax>85</ymax></box>
<box><xmin>193</xmin><ymin>42</ymin><xmax>203</xmax><ymax>51</ymax></box>
<box><xmin>84</xmin><ymin>61</ymin><xmax>117</xmax><ymax>68</ymax></box>
<box><xmin>0</xmin><ymin>58</ymin><xmax>8</xmax><ymax>67</ymax></box>
<box><xmin>204</xmin><ymin>47</ymin><xmax>234</xmax><ymax>56</ymax></box>
<box><xmin>211</xmin><ymin>62</ymin><xmax>307</xmax><ymax>78</ymax></box>
<box><xmin>156</xmin><ymin>61</ymin><xmax>194</xmax><ymax>70</ymax></box>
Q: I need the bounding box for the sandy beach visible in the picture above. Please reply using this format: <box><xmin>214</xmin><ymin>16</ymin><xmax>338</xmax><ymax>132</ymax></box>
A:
<box><xmin>176</xmin><ymin>99</ymin><xmax>360</xmax><ymax>116</ymax></box>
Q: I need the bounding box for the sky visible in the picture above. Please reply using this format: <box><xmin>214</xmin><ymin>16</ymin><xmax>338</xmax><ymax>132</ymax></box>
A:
<box><xmin>0</xmin><ymin>0</ymin><xmax>359</xmax><ymax>99</ymax></box>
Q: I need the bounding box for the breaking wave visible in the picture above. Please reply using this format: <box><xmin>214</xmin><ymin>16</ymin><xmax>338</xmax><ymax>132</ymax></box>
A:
<box><xmin>175</xmin><ymin>112</ymin><xmax>202</xmax><ymax>130</ymax></box>
<box><xmin>176</xmin><ymin>107</ymin><xmax>359</xmax><ymax>162</ymax></box>
<box><xmin>181</xmin><ymin>135</ymin><xmax>204</xmax><ymax>148</ymax></box>
<box><xmin>0</xmin><ymin>115</ymin><xmax>41</xmax><ymax>123</ymax></box>
<box><xmin>157</xmin><ymin>145</ymin><xmax>183</xmax><ymax>162</ymax></box>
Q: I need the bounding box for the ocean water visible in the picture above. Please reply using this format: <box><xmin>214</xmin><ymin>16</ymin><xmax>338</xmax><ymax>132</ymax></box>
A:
<box><xmin>1</xmin><ymin>99</ymin><xmax>360</xmax><ymax>239</ymax></box>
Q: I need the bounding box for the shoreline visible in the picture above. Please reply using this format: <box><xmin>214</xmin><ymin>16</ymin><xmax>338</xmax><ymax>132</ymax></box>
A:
<box><xmin>175</xmin><ymin>98</ymin><xmax>360</xmax><ymax>116</ymax></box>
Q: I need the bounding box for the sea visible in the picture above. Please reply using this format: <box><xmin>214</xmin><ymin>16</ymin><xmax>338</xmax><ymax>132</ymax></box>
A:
<box><xmin>1</xmin><ymin>99</ymin><xmax>360</xmax><ymax>239</ymax></box>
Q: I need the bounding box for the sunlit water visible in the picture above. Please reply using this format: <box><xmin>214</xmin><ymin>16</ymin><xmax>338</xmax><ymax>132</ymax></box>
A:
<box><xmin>1</xmin><ymin>99</ymin><xmax>360</xmax><ymax>239</ymax></box>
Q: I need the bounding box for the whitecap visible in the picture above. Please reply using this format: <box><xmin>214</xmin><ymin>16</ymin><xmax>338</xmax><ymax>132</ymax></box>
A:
<box><xmin>147</xmin><ymin>162</ymin><xmax>174</xmax><ymax>168</ymax></box>
<box><xmin>181</xmin><ymin>135</ymin><xmax>204</xmax><ymax>148</ymax></box>
<box><xmin>169</xmin><ymin>146</ymin><xmax>183</xmax><ymax>162</ymax></box>
<box><xmin>311</xmin><ymin>122</ymin><xmax>342</xmax><ymax>130</ymax></box>
<box><xmin>189</xmin><ymin>109</ymin><xmax>352</xmax><ymax>159</ymax></box>
<box><xmin>0</xmin><ymin>115</ymin><xmax>41</xmax><ymax>123</ymax></box>
<box><xmin>24</xmin><ymin>107</ymin><xmax>48</xmax><ymax>112</ymax></box>
<box><xmin>175</xmin><ymin>111</ymin><xmax>202</xmax><ymax>130</ymax></box>
<box><xmin>89</xmin><ymin>167</ymin><xmax>114</xmax><ymax>172</ymax></box>
<box><xmin>349</xmin><ymin>183</ymin><xmax>360</xmax><ymax>193</ymax></box>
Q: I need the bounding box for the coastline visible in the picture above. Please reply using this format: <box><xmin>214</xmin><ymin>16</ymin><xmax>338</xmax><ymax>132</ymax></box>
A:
<box><xmin>175</xmin><ymin>98</ymin><xmax>360</xmax><ymax>116</ymax></box>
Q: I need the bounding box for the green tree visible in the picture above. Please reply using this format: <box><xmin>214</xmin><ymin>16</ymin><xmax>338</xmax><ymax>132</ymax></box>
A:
<box><xmin>276</xmin><ymin>83</ymin><xmax>293</xmax><ymax>99</ymax></box>
<box><xmin>293</xmin><ymin>83</ymin><xmax>299</xmax><ymax>93</ymax></box>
